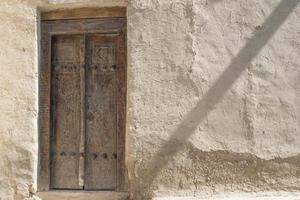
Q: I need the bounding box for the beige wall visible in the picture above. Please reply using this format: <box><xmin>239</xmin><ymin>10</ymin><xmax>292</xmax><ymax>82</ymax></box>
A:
<box><xmin>0</xmin><ymin>0</ymin><xmax>299</xmax><ymax>199</ymax></box>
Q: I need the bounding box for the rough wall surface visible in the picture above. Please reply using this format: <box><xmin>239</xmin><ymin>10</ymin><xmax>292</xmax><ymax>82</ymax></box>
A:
<box><xmin>0</xmin><ymin>0</ymin><xmax>299</xmax><ymax>200</ymax></box>
<box><xmin>0</xmin><ymin>1</ymin><xmax>38</xmax><ymax>199</ymax></box>
<box><xmin>127</xmin><ymin>0</ymin><xmax>300</xmax><ymax>199</ymax></box>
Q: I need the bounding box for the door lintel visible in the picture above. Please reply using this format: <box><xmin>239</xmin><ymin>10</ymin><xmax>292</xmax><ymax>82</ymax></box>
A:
<box><xmin>41</xmin><ymin>7</ymin><xmax>126</xmax><ymax>21</ymax></box>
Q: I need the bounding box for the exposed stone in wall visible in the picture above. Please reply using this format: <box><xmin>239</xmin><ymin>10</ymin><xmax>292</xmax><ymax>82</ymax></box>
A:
<box><xmin>0</xmin><ymin>0</ymin><xmax>299</xmax><ymax>200</ymax></box>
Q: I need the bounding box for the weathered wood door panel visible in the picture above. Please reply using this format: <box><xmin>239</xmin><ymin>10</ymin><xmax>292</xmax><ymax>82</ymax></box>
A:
<box><xmin>50</xmin><ymin>35</ymin><xmax>85</xmax><ymax>189</ymax></box>
<box><xmin>50</xmin><ymin>34</ymin><xmax>124</xmax><ymax>190</ymax></box>
<box><xmin>40</xmin><ymin>17</ymin><xmax>127</xmax><ymax>192</ymax></box>
<box><xmin>85</xmin><ymin>36</ymin><xmax>118</xmax><ymax>190</ymax></box>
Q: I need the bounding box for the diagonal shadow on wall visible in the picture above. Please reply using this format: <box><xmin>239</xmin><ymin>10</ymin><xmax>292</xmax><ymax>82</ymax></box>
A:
<box><xmin>142</xmin><ymin>0</ymin><xmax>300</xmax><ymax>196</ymax></box>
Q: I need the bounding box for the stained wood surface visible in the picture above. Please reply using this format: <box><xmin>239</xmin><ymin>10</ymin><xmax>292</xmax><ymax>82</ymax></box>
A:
<box><xmin>115</xmin><ymin>33</ymin><xmax>127</xmax><ymax>192</ymax></box>
<box><xmin>38</xmin><ymin>25</ymin><xmax>52</xmax><ymax>191</ymax></box>
<box><xmin>41</xmin><ymin>7</ymin><xmax>126</xmax><ymax>21</ymax></box>
<box><xmin>39</xmin><ymin>18</ymin><xmax>127</xmax><ymax>192</ymax></box>
<box><xmin>85</xmin><ymin>35</ymin><xmax>118</xmax><ymax>190</ymax></box>
<box><xmin>41</xmin><ymin>18</ymin><xmax>126</xmax><ymax>35</ymax></box>
<box><xmin>50</xmin><ymin>35</ymin><xmax>84</xmax><ymax>189</ymax></box>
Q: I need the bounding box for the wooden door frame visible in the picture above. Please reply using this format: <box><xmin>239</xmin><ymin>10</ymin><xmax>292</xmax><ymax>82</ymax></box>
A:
<box><xmin>38</xmin><ymin>13</ymin><xmax>127</xmax><ymax>192</ymax></box>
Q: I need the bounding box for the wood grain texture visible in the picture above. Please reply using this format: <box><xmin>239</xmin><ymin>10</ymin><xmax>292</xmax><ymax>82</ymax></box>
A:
<box><xmin>79</xmin><ymin>35</ymin><xmax>86</xmax><ymax>188</ymax></box>
<box><xmin>85</xmin><ymin>35</ymin><xmax>118</xmax><ymax>190</ymax></box>
<box><xmin>41</xmin><ymin>7</ymin><xmax>126</xmax><ymax>21</ymax></box>
<box><xmin>39</xmin><ymin>18</ymin><xmax>127</xmax><ymax>192</ymax></box>
<box><xmin>50</xmin><ymin>35</ymin><xmax>84</xmax><ymax>189</ymax></box>
<box><xmin>38</xmin><ymin>25</ymin><xmax>52</xmax><ymax>191</ymax></box>
<box><xmin>42</xmin><ymin>18</ymin><xmax>126</xmax><ymax>35</ymax></box>
<box><xmin>115</xmin><ymin>32</ymin><xmax>127</xmax><ymax>192</ymax></box>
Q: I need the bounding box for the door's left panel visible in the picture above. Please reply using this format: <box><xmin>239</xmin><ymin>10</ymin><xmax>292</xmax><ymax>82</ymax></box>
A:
<box><xmin>50</xmin><ymin>35</ymin><xmax>85</xmax><ymax>189</ymax></box>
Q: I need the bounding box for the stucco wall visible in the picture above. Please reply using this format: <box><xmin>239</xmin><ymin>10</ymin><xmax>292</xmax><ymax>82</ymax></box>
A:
<box><xmin>0</xmin><ymin>0</ymin><xmax>299</xmax><ymax>200</ymax></box>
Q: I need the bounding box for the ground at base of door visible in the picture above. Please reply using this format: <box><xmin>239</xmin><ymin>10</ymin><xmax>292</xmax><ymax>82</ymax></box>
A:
<box><xmin>36</xmin><ymin>191</ymin><xmax>129</xmax><ymax>200</ymax></box>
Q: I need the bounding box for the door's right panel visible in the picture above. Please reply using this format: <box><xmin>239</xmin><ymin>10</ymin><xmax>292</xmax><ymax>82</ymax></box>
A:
<box><xmin>85</xmin><ymin>35</ymin><xmax>118</xmax><ymax>190</ymax></box>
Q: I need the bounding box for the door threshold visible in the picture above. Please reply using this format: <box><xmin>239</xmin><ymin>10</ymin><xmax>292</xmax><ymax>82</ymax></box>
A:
<box><xmin>37</xmin><ymin>190</ymin><xmax>130</xmax><ymax>200</ymax></box>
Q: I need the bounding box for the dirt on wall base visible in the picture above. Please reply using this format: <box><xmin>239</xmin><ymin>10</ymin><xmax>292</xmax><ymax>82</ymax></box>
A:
<box><xmin>131</xmin><ymin>143</ymin><xmax>300</xmax><ymax>199</ymax></box>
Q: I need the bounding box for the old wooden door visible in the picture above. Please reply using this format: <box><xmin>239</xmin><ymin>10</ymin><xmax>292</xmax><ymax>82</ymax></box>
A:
<box><xmin>39</xmin><ymin>17</ymin><xmax>126</xmax><ymax>191</ymax></box>
<box><xmin>84</xmin><ymin>35</ymin><xmax>119</xmax><ymax>190</ymax></box>
<box><xmin>50</xmin><ymin>35</ymin><xmax>85</xmax><ymax>189</ymax></box>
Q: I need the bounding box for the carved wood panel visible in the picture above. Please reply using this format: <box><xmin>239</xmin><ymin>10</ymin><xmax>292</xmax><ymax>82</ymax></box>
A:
<box><xmin>85</xmin><ymin>36</ymin><xmax>118</xmax><ymax>190</ymax></box>
<box><xmin>50</xmin><ymin>35</ymin><xmax>84</xmax><ymax>189</ymax></box>
<box><xmin>39</xmin><ymin>18</ymin><xmax>127</xmax><ymax>192</ymax></box>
